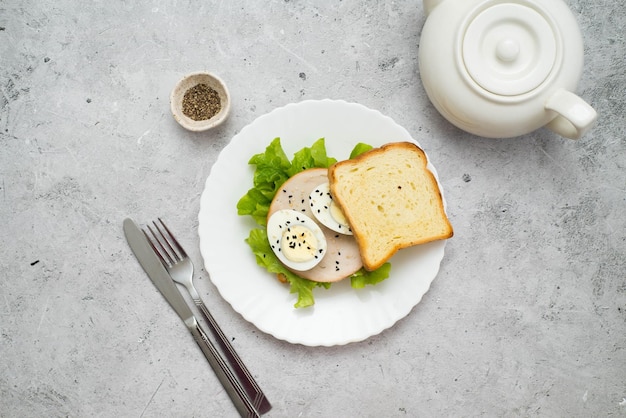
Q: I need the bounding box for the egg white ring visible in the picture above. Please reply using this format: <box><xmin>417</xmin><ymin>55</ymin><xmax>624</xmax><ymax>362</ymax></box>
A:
<box><xmin>309</xmin><ymin>182</ymin><xmax>353</xmax><ymax>235</ymax></box>
<box><xmin>267</xmin><ymin>209</ymin><xmax>328</xmax><ymax>271</ymax></box>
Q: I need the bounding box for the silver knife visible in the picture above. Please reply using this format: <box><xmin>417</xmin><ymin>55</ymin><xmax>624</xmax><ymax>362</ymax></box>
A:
<box><xmin>123</xmin><ymin>218</ymin><xmax>260</xmax><ymax>418</ymax></box>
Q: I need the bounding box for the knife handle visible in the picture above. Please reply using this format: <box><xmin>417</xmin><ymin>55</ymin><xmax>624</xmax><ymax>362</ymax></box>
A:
<box><xmin>186</xmin><ymin>317</ymin><xmax>260</xmax><ymax>418</ymax></box>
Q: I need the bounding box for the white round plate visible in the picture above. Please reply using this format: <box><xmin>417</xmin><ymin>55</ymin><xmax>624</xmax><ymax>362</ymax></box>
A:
<box><xmin>198</xmin><ymin>99</ymin><xmax>448</xmax><ymax>346</ymax></box>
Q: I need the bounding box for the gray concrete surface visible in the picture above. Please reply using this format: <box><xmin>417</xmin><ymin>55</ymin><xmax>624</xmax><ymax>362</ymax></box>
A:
<box><xmin>1</xmin><ymin>1</ymin><xmax>625</xmax><ymax>417</ymax></box>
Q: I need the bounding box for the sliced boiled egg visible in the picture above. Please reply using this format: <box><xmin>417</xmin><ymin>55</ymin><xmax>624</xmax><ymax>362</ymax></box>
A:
<box><xmin>268</xmin><ymin>168</ymin><xmax>363</xmax><ymax>282</ymax></box>
<box><xmin>309</xmin><ymin>182</ymin><xmax>352</xmax><ymax>235</ymax></box>
<box><xmin>267</xmin><ymin>209</ymin><xmax>327</xmax><ymax>271</ymax></box>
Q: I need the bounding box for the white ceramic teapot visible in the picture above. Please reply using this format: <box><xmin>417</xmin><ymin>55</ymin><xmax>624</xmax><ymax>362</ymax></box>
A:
<box><xmin>419</xmin><ymin>0</ymin><xmax>597</xmax><ymax>139</ymax></box>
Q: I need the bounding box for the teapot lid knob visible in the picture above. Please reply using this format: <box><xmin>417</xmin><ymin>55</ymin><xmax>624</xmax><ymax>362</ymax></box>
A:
<box><xmin>462</xmin><ymin>3</ymin><xmax>558</xmax><ymax>96</ymax></box>
<box><xmin>496</xmin><ymin>38</ymin><xmax>520</xmax><ymax>62</ymax></box>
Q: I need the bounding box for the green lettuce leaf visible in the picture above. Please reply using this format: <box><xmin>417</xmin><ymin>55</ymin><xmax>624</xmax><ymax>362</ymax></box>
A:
<box><xmin>349</xmin><ymin>142</ymin><xmax>373</xmax><ymax>159</ymax></box>
<box><xmin>350</xmin><ymin>263</ymin><xmax>391</xmax><ymax>288</ymax></box>
<box><xmin>237</xmin><ymin>137</ymin><xmax>390</xmax><ymax>308</ymax></box>
<box><xmin>287</xmin><ymin>137</ymin><xmax>338</xmax><ymax>177</ymax></box>
<box><xmin>245</xmin><ymin>228</ymin><xmax>329</xmax><ymax>308</ymax></box>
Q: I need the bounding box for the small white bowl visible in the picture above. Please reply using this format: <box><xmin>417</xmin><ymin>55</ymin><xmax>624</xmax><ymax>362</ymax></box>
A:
<box><xmin>170</xmin><ymin>71</ymin><xmax>231</xmax><ymax>132</ymax></box>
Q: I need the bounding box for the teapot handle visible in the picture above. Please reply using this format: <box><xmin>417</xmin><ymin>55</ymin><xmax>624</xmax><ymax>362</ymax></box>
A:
<box><xmin>545</xmin><ymin>89</ymin><xmax>597</xmax><ymax>140</ymax></box>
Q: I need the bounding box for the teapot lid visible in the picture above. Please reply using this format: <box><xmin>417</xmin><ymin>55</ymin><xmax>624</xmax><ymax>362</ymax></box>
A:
<box><xmin>462</xmin><ymin>2</ymin><xmax>559</xmax><ymax>97</ymax></box>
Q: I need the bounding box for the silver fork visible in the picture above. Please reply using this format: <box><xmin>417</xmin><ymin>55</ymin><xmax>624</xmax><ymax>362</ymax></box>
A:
<box><xmin>145</xmin><ymin>218</ymin><xmax>272</xmax><ymax>415</ymax></box>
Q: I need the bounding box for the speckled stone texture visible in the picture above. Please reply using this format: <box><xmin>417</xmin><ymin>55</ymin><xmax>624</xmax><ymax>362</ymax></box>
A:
<box><xmin>1</xmin><ymin>1</ymin><xmax>625</xmax><ymax>417</ymax></box>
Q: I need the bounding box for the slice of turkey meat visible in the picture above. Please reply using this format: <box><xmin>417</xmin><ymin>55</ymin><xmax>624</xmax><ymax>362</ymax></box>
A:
<box><xmin>267</xmin><ymin>168</ymin><xmax>363</xmax><ymax>282</ymax></box>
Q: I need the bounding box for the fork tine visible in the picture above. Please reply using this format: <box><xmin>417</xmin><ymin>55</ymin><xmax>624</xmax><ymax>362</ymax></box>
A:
<box><xmin>157</xmin><ymin>218</ymin><xmax>188</xmax><ymax>258</ymax></box>
<box><xmin>145</xmin><ymin>224</ymin><xmax>176</xmax><ymax>266</ymax></box>
<box><xmin>152</xmin><ymin>220</ymin><xmax>182</xmax><ymax>263</ymax></box>
<box><xmin>142</xmin><ymin>226</ymin><xmax>172</xmax><ymax>267</ymax></box>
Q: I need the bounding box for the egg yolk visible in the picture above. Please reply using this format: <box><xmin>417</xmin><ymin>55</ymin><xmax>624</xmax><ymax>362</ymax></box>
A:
<box><xmin>329</xmin><ymin>200</ymin><xmax>348</xmax><ymax>227</ymax></box>
<box><xmin>281</xmin><ymin>225</ymin><xmax>319</xmax><ymax>263</ymax></box>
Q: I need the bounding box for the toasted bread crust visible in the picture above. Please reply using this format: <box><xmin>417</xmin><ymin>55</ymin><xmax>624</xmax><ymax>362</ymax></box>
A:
<box><xmin>328</xmin><ymin>142</ymin><xmax>453</xmax><ymax>270</ymax></box>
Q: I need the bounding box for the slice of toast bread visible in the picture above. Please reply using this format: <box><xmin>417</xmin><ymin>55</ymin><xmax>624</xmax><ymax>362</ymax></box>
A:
<box><xmin>328</xmin><ymin>142</ymin><xmax>453</xmax><ymax>271</ymax></box>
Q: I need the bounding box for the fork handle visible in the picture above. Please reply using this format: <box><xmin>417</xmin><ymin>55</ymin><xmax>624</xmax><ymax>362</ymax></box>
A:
<box><xmin>195</xmin><ymin>300</ymin><xmax>272</xmax><ymax>414</ymax></box>
<box><xmin>187</xmin><ymin>318</ymin><xmax>260</xmax><ymax>418</ymax></box>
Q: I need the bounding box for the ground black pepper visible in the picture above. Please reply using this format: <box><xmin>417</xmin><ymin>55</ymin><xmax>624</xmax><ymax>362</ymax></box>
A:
<box><xmin>182</xmin><ymin>83</ymin><xmax>221</xmax><ymax>121</ymax></box>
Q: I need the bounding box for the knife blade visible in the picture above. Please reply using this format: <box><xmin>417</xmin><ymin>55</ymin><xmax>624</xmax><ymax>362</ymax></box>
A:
<box><xmin>123</xmin><ymin>218</ymin><xmax>260</xmax><ymax>418</ymax></box>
